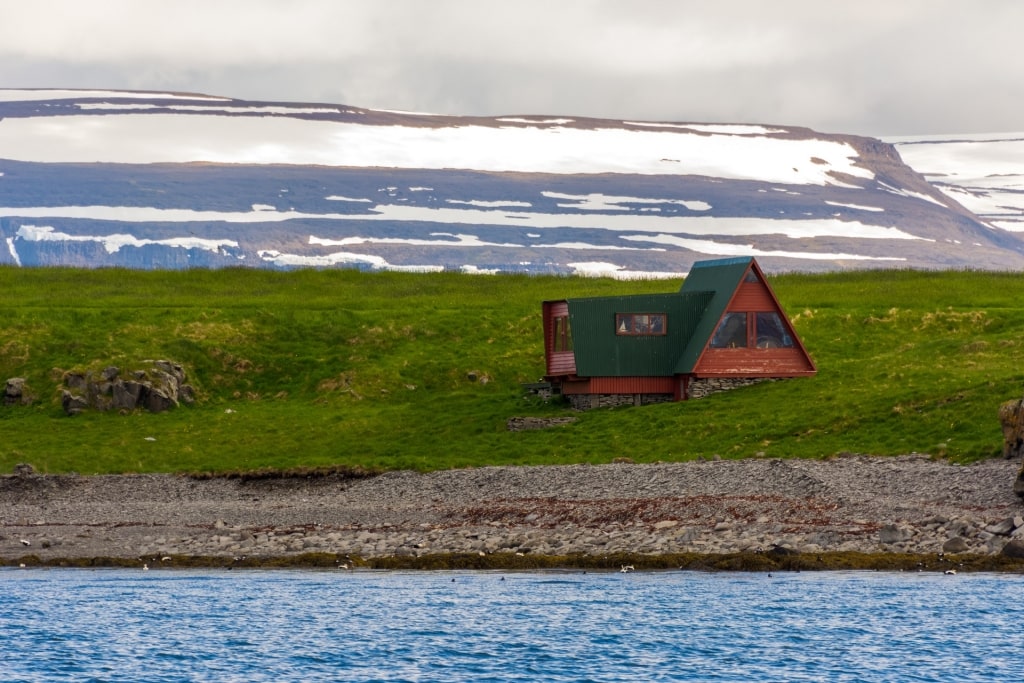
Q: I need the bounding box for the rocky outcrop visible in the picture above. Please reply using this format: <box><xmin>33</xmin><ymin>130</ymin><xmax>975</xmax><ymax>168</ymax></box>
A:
<box><xmin>3</xmin><ymin>377</ymin><xmax>32</xmax><ymax>406</ymax></box>
<box><xmin>506</xmin><ymin>416</ymin><xmax>578</xmax><ymax>431</ymax></box>
<box><xmin>999</xmin><ymin>395</ymin><xmax>1024</xmax><ymax>459</ymax></box>
<box><xmin>60</xmin><ymin>361</ymin><xmax>195</xmax><ymax>416</ymax></box>
<box><xmin>1000</xmin><ymin>396</ymin><xmax>1024</xmax><ymax>499</ymax></box>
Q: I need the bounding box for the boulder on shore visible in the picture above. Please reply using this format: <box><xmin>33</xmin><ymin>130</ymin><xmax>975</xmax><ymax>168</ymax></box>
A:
<box><xmin>999</xmin><ymin>395</ymin><xmax>1024</xmax><ymax>459</ymax></box>
<box><xmin>1001</xmin><ymin>539</ymin><xmax>1024</xmax><ymax>559</ymax></box>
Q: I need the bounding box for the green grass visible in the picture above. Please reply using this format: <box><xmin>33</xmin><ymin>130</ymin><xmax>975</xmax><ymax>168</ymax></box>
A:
<box><xmin>2</xmin><ymin>265</ymin><xmax>1023</xmax><ymax>474</ymax></box>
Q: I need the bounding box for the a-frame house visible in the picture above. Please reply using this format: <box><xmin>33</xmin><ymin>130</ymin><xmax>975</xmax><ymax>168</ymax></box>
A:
<box><xmin>541</xmin><ymin>256</ymin><xmax>815</xmax><ymax>409</ymax></box>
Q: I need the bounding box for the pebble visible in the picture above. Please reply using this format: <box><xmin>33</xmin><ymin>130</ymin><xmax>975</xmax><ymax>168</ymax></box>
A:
<box><xmin>2</xmin><ymin>456</ymin><xmax>1022</xmax><ymax>561</ymax></box>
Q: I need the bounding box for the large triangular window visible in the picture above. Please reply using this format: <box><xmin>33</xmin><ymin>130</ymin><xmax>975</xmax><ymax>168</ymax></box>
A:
<box><xmin>710</xmin><ymin>311</ymin><xmax>795</xmax><ymax>348</ymax></box>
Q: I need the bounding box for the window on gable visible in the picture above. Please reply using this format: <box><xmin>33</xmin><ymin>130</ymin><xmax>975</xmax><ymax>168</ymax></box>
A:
<box><xmin>710</xmin><ymin>312</ymin><xmax>747</xmax><ymax>348</ymax></box>
<box><xmin>615</xmin><ymin>313</ymin><xmax>667</xmax><ymax>336</ymax></box>
<box><xmin>755</xmin><ymin>312</ymin><xmax>794</xmax><ymax>348</ymax></box>
<box><xmin>553</xmin><ymin>315</ymin><xmax>573</xmax><ymax>352</ymax></box>
<box><xmin>710</xmin><ymin>311</ymin><xmax>795</xmax><ymax>349</ymax></box>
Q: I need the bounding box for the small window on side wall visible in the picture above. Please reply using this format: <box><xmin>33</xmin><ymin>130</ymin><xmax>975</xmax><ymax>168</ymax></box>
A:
<box><xmin>553</xmin><ymin>315</ymin><xmax>573</xmax><ymax>352</ymax></box>
<box><xmin>615</xmin><ymin>313</ymin><xmax>667</xmax><ymax>336</ymax></box>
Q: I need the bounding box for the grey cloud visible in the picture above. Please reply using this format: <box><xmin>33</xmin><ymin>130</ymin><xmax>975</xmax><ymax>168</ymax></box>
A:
<box><xmin>0</xmin><ymin>0</ymin><xmax>1021</xmax><ymax>136</ymax></box>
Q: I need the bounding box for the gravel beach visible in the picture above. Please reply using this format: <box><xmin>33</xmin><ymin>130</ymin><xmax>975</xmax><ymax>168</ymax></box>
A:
<box><xmin>3</xmin><ymin>455</ymin><xmax>1023</xmax><ymax>566</ymax></box>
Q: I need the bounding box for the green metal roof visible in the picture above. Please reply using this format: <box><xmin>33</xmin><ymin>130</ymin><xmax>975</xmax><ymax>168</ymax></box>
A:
<box><xmin>562</xmin><ymin>257</ymin><xmax>756</xmax><ymax>377</ymax></box>
<box><xmin>566</xmin><ymin>291</ymin><xmax>712</xmax><ymax>376</ymax></box>
<box><xmin>674</xmin><ymin>257</ymin><xmax>755</xmax><ymax>373</ymax></box>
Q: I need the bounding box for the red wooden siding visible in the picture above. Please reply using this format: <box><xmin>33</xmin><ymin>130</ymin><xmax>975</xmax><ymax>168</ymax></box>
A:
<box><xmin>543</xmin><ymin>300</ymin><xmax>577</xmax><ymax>377</ymax></box>
<box><xmin>730</xmin><ymin>281</ymin><xmax>775</xmax><ymax>310</ymax></box>
<box><xmin>692</xmin><ymin>263</ymin><xmax>816</xmax><ymax>379</ymax></box>
<box><xmin>548</xmin><ymin>352</ymin><xmax>576</xmax><ymax>376</ymax></box>
<box><xmin>695</xmin><ymin>348</ymin><xmax>815</xmax><ymax>376</ymax></box>
<box><xmin>559</xmin><ymin>376</ymin><xmax>676</xmax><ymax>394</ymax></box>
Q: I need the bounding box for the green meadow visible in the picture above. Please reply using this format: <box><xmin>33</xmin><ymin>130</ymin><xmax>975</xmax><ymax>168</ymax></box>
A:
<box><xmin>1</xmin><ymin>265</ymin><xmax>1022</xmax><ymax>474</ymax></box>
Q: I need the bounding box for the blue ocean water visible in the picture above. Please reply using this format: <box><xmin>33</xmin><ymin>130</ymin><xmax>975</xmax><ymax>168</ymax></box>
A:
<box><xmin>1</xmin><ymin>568</ymin><xmax>1022</xmax><ymax>682</ymax></box>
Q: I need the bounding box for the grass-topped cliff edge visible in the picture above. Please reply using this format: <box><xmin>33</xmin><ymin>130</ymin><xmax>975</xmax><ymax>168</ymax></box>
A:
<box><xmin>1</xmin><ymin>266</ymin><xmax>1022</xmax><ymax>475</ymax></box>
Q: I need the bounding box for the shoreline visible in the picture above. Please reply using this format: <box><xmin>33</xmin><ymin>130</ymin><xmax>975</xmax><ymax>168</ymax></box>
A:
<box><xmin>4</xmin><ymin>455</ymin><xmax>1024</xmax><ymax>571</ymax></box>
<box><xmin>7</xmin><ymin>550</ymin><xmax>1024</xmax><ymax>574</ymax></box>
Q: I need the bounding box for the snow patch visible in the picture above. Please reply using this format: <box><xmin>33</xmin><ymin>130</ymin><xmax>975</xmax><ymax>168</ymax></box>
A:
<box><xmin>620</xmin><ymin>234</ymin><xmax>906</xmax><ymax>261</ymax></box>
<box><xmin>309</xmin><ymin>233</ymin><xmax>523</xmax><ymax>248</ymax></box>
<box><xmin>459</xmin><ymin>265</ymin><xmax>502</xmax><ymax>274</ymax></box>
<box><xmin>624</xmin><ymin>121</ymin><xmax>786</xmax><ymax>135</ymax></box>
<box><xmin>326</xmin><ymin>195</ymin><xmax>373</xmax><ymax>203</ymax></box>
<box><xmin>0</xmin><ymin>203</ymin><xmax>927</xmax><ymax>241</ymax></box>
<box><xmin>566</xmin><ymin>262</ymin><xmax>686</xmax><ymax>280</ymax></box>
<box><xmin>15</xmin><ymin>225</ymin><xmax>239</xmax><ymax>255</ymax></box>
<box><xmin>825</xmin><ymin>200</ymin><xmax>885</xmax><ymax>212</ymax></box>
<box><xmin>496</xmin><ymin>117</ymin><xmax>575</xmax><ymax>125</ymax></box>
<box><xmin>543</xmin><ymin>191</ymin><xmax>711</xmax><ymax>212</ymax></box>
<box><xmin>258</xmin><ymin>248</ymin><xmax>442</xmax><ymax>272</ymax></box>
<box><xmin>6</xmin><ymin>237</ymin><xmax>20</xmax><ymax>266</ymax></box>
<box><xmin>0</xmin><ymin>113</ymin><xmax>873</xmax><ymax>185</ymax></box>
<box><xmin>76</xmin><ymin>103</ymin><xmax>350</xmax><ymax>115</ymax></box>
<box><xmin>446</xmin><ymin>199</ymin><xmax>533</xmax><ymax>208</ymax></box>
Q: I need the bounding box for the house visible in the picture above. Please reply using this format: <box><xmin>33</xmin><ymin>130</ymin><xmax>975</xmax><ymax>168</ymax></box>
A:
<box><xmin>541</xmin><ymin>256</ymin><xmax>815</xmax><ymax>409</ymax></box>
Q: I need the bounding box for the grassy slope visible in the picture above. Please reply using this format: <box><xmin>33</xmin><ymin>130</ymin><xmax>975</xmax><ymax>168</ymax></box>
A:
<box><xmin>1</xmin><ymin>266</ymin><xmax>1022</xmax><ymax>474</ymax></box>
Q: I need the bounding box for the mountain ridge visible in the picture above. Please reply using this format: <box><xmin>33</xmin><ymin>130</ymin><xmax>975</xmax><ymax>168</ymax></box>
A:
<box><xmin>1</xmin><ymin>89</ymin><xmax>1021</xmax><ymax>275</ymax></box>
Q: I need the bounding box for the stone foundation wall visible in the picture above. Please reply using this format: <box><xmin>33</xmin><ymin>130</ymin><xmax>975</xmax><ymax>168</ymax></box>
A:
<box><xmin>687</xmin><ymin>377</ymin><xmax>767</xmax><ymax>399</ymax></box>
<box><xmin>563</xmin><ymin>377</ymin><xmax>772</xmax><ymax>410</ymax></box>
<box><xmin>566</xmin><ymin>392</ymin><xmax>675</xmax><ymax>411</ymax></box>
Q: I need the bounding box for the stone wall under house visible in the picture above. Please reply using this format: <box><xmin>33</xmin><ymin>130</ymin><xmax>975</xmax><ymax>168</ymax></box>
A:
<box><xmin>686</xmin><ymin>377</ymin><xmax>767</xmax><ymax>400</ymax></box>
<box><xmin>564</xmin><ymin>377</ymin><xmax>769</xmax><ymax>410</ymax></box>
<box><xmin>566</xmin><ymin>392</ymin><xmax>674</xmax><ymax>410</ymax></box>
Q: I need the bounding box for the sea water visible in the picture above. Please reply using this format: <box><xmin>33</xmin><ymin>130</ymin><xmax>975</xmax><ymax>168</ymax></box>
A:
<box><xmin>1</xmin><ymin>568</ymin><xmax>1022</xmax><ymax>682</ymax></box>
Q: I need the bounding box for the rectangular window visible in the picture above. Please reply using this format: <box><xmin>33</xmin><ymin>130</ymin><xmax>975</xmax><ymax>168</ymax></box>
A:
<box><xmin>615</xmin><ymin>313</ymin><xmax>667</xmax><ymax>336</ymax></box>
<box><xmin>710</xmin><ymin>312</ymin><xmax>747</xmax><ymax>348</ymax></box>
<box><xmin>553</xmin><ymin>315</ymin><xmax>573</xmax><ymax>351</ymax></box>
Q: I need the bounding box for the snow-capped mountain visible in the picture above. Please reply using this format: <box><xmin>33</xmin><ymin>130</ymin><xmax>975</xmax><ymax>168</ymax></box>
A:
<box><xmin>887</xmin><ymin>133</ymin><xmax>1024</xmax><ymax>235</ymax></box>
<box><xmin>1</xmin><ymin>88</ymin><xmax>1021</xmax><ymax>276</ymax></box>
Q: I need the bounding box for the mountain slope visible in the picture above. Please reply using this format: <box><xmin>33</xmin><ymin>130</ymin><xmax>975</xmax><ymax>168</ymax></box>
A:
<box><xmin>1</xmin><ymin>89</ymin><xmax>1021</xmax><ymax>275</ymax></box>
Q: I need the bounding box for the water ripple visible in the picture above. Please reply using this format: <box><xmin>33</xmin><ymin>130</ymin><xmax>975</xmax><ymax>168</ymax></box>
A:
<box><xmin>1</xmin><ymin>569</ymin><xmax>1022</xmax><ymax>682</ymax></box>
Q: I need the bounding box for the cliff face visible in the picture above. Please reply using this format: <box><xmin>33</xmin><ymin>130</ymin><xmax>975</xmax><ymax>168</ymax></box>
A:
<box><xmin>1</xmin><ymin>89</ymin><xmax>1021</xmax><ymax>275</ymax></box>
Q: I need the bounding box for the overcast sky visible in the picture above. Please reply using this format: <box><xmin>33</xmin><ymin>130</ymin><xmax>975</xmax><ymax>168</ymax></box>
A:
<box><xmin>1</xmin><ymin>0</ymin><xmax>1020</xmax><ymax>137</ymax></box>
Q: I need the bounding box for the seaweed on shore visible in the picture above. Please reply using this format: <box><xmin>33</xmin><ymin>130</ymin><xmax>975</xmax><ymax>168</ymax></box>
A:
<box><xmin>8</xmin><ymin>551</ymin><xmax>1024</xmax><ymax>573</ymax></box>
<box><xmin>183</xmin><ymin>465</ymin><xmax>383</xmax><ymax>482</ymax></box>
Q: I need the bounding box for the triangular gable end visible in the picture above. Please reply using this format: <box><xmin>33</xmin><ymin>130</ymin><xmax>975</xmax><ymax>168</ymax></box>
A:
<box><xmin>674</xmin><ymin>257</ymin><xmax>754</xmax><ymax>373</ymax></box>
<box><xmin>684</xmin><ymin>257</ymin><xmax>815</xmax><ymax>377</ymax></box>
